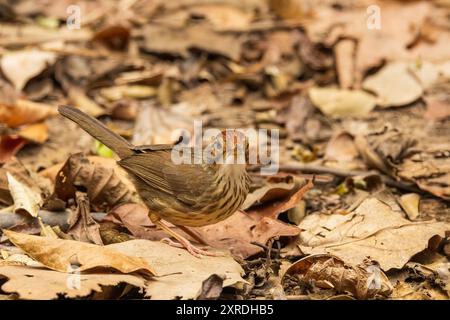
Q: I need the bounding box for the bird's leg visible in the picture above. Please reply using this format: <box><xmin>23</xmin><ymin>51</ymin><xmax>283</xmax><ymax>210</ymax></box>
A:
<box><xmin>148</xmin><ymin>213</ymin><xmax>218</xmax><ymax>258</ymax></box>
<box><xmin>176</xmin><ymin>225</ymin><xmax>209</xmax><ymax>246</ymax></box>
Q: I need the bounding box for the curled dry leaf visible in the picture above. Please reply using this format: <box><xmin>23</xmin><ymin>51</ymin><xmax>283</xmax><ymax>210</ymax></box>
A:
<box><xmin>0</xmin><ymin>266</ymin><xmax>145</xmax><ymax>300</ymax></box>
<box><xmin>0</xmin><ymin>157</ymin><xmax>38</xmax><ymax>206</ymax></box>
<box><xmin>309</xmin><ymin>87</ymin><xmax>377</xmax><ymax>118</ymax></box>
<box><xmin>66</xmin><ymin>193</ymin><xmax>103</xmax><ymax>245</ymax></box>
<box><xmin>0</xmin><ymin>49</ymin><xmax>56</xmax><ymax>91</ymax></box>
<box><xmin>197</xmin><ymin>274</ymin><xmax>225</xmax><ymax>300</ymax></box>
<box><xmin>398</xmin><ymin>148</ymin><xmax>450</xmax><ymax>200</ymax></box>
<box><xmin>3</xmin><ymin>230</ymin><xmax>155</xmax><ymax>275</ymax></box>
<box><xmin>354</xmin><ymin>128</ymin><xmax>417</xmax><ymax>176</ymax></box>
<box><xmin>297</xmin><ymin>197</ymin><xmax>450</xmax><ymax>270</ymax></box>
<box><xmin>246</xmin><ymin>179</ymin><xmax>313</xmax><ymax>219</ymax></box>
<box><xmin>241</xmin><ymin>174</ymin><xmax>297</xmax><ymax>210</ymax></box>
<box><xmin>283</xmin><ymin>254</ymin><xmax>393</xmax><ymax>299</ymax></box>
<box><xmin>362</xmin><ymin>62</ymin><xmax>423</xmax><ymax>108</ymax></box>
<box><xmin>50</xmin><ymin>153</ymin><xmax>139</xmax><ymax>209</ymax></box>
<box><xmin>7</xmin><ymin>171</ymin><xmax>42</xmax><ymax>218</ymax></box>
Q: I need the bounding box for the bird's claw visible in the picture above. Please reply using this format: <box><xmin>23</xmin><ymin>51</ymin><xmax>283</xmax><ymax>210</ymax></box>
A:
<box><xmin>161</xmin><ymin>237</ymin><xmax>221</xmax><ymax>258</ymax></box>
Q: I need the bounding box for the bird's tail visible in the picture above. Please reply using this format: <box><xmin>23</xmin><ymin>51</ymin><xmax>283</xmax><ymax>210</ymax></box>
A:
<box><xmin>58</xmin><ymin>105</ymin><xmax>134</xmax><ymax>158</ymax></box>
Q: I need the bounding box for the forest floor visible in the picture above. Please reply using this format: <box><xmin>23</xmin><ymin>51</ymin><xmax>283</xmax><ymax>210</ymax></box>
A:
<box><xmin>0</xmin><ymin>0</ymin><xmax>449</xmax><ymax>300</ymax></box>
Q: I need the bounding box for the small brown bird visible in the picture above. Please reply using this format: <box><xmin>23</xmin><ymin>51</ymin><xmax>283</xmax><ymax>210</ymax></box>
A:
<box><xmin>59</xmin><ymin>105</ymin><xmax>250</xmax><ymax>256</ymax></box>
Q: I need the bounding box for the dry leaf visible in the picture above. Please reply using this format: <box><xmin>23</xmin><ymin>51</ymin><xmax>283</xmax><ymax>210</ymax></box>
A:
<box><xmin>68</xmin><ymin>88</ymin><xmax>105</xmax><ymax>118</ymax></box>
<box><xmin>103</xmin><ymin>203</ymin><xmax>154</xmax><ymax>240</ymax></box>
<box><xmin>297</xmin><ymin>197</ymin><xmax>450</xmax><ymax>270</ymax></box>
<box><xmin>283</xmin><ymin>254</ymin><xmax>393</xmax><ymax>299</ymax></box>
<box><xmin>246</xmin><ymin>180</ymin><xmax>313</xmax><ymax>219</ymax></box>
<box><xmin>408</xmin><ymin>61</ymin><xmax>440</xmax><ymax>90</ymax></box>
<box><xmin>108</xmin><ymin>239</ymin><xmax>244</xmax><ymax>300</ymax></box>
<box><xmin>0</xmin><ymin>136</ymin><xmax>27</xmax><ymax>164</ymax></box>
<box><xmin>3</xmin><ymin>230</ymin><xmax>155</xmax><ymax>275</ymax></box>
<box><xmin>0</xmin><ymin>49</ymin><xmax>56</xmax><ymax>91</ymax></box>
<box><xmin>7</xmin><ymin>172</ymin><xmax>42</xmax><ymax>217</ymax></box>
<box><xmin>305</xmin><ymin>1</ymin><xmax>430</xmax><ymax>82</ymax></box>
<box><xmin>363</xmin><ymin>62</ymin><xmax>423</xmax><ymax>108</ymax></box>
<box><xmin>132</xmin><ymin>102</ymin><xmax>198</xmax><ymax>145</ymax></box>
<box><xmin>241</xmin><ymin>175</ymin><xmax>297</xmax><ymax>210</ymax></box>
<box><xmin>67</xmin><ymin>193</ymin><xmax>103</xmax><ymax>245</ymax></box>
<box><xmin>197</xmin><ymin>274</ymin><xmax>225</xmax><ymax>300</ymax></box>
<box><xmin>354</xmin><ymin>128</ymin><xmax>417</xmax><ymax>176</ymax></box>
<box><xmin>398</xmin><ymin>193</ymin><xmax>420</xmax><ymax>221</ymax></box>
<box><xmin>38</xmin><ymin>217</ymin><xmax>59</xmax><ymax>239</ymax></box>
<box><xmin>0</xmin><ymin>266</ymin><xmax>145</xmax><ymax>300</ymax></box>
<box><xmin>0</xmin><ymin>158</ymin><xmax>37</xmax><ymax>205</ymax></box>
<box><xmin>16</xmin><ymin>122</ymin><xmax>49</xmax><ymax>144</ymax></box>
<box><xmin>0</xmin><ymin>253</ymin><xmax>42</xmax><ymax>268</ymax></box>
<box><xmin>309</xmin><ymin>87</ymin><xmax>376</xmax><ymax>117</ymax></box>
<box><xmin>0</xmin><ymin>123</ymin><xmax>48</xmax><ymax>163</ymax></box>
<box><xmin>142</xmin><ymin>24</ymin><xmax>243</xmax><ymax>61</ymax></box>
<box><xmin>398</xmin><ymin>149</ymin><xmax>450</xmax><ymax>200</ymax></box>
<box><xmin>324</xmin><ymin>131</ymin><xmax>363</xmax><ymax>170</ymax></box>
<box><xmin>49</xmin><ymin>153</ymin><xmax>139</xmax><ymax>209</ymax></box>
<box><xmin>0</xmin><ymin>99</ymin><xmax>57</xmax><ymax>128</ymax></box>
<box><xmin>193</xmin><ymin>184</ymin><xmax>311</xmax><ymax>258</ymax></box>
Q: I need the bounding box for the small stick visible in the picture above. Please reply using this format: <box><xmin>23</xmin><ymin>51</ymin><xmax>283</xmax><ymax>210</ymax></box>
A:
<box><xmin>251</xmin><ymin>163</ymin><xmax>421</xmax><ymax>193</ymax></box>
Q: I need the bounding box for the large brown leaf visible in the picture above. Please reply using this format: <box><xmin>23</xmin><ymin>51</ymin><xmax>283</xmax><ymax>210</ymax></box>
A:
<box><xmin>0</xmin><ymin>266</ymin><xmax>145</xmax><ymax>300</ymax></box>
<box><xmin>3</xmin><ymin>230</ymin><xmax>155</xmax><ymax>275</ymax></box>
<box><xmin>297</xmin><ymin>197</ymin><xmax>450</xmax><ymax>270</ymax></box>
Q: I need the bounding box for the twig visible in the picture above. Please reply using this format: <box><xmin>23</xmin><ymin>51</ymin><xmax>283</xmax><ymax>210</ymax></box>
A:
<box><xmin>250</xmin><ymin>241</ymin><xmax>282</xmax><ymax>254</ymax></box>
<box><xmin>251</xmin><ymin>163</ymin><xmax>421</xmax><ymax>193</ymax></box>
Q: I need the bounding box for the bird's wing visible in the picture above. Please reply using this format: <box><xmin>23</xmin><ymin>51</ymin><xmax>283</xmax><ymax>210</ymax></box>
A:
<box><xmin>118</xmin><ymin>151</ymin><xmax>216</xmax><ymax>206</ymax></box>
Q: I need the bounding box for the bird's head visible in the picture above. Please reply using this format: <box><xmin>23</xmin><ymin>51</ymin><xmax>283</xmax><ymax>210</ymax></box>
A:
<box><xmin>206</xmin><ymin>129</ymin><xmax>249</xmax><ymax>165</ymax></box>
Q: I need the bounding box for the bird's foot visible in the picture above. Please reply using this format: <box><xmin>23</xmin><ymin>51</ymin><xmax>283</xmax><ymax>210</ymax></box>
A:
<box><xmin>161</xmin><ymin>237</ymin><xmax>220</xmax><ymax>258</ymax></box>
